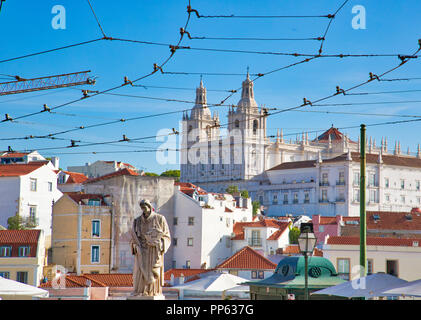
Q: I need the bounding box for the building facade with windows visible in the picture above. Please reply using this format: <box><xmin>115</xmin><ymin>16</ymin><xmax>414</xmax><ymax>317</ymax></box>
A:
<box><xmin>57</xmin><ymin>171</ymin><xmax>88</xmax><ymax>193</ymax></box>
<box><xmin>172</xmin><ymin>182</ymin><xmax>253</xmax><ymax>269</ymax></box>
<box><xmin>51</xmin><ymin>192</ymin><xmax>112</xmax><ymax>275</ymax></box>
<box><xmin>0</xmin><ymin>229</ymin><xmax>46</xmax><ymax>286</ymax></box>
<box><xmin>0</xmin><ymin>162</ymin><xmax>62</xmax><ymax>246</ymax></box>
<box><xmin>67</xmin><ymin>160</ymin><xmax>140</xmax><ymax>179</ymax></box>
<box><xmin>322</xmin><ymin>235</ymin><xmax>421</xmax><ymax>281</ymax></box>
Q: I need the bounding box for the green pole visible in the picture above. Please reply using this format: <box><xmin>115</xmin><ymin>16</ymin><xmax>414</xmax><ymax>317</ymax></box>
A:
<box><xmin>304</xmin><ymin>253</ymin><xmax>309</xmax><ymax>300</ymax></box>
<box><xmin>360</xmin><ymin>124</ymin><xmax>367</xmax><ymax>278</ymax></box>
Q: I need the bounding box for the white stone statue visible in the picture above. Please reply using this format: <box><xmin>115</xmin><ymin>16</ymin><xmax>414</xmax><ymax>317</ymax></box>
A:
<box><xmin>130</xmin><ymin>199</ymin><xmax>171</xmax><ymax>298</ymax></box>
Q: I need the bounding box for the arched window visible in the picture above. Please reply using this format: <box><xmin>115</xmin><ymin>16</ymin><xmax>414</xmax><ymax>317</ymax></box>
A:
<box><xmin>235</xmin><ymin>119</ymin><xmax>240</xmax><ymax>128</ymax></box>
<box><xmin>206</xmin><ymin>125</ymin><xmax>211</xmax><ymax>139</ymax></box>
<box><xmin>253</xmin><ymin>120</ymin><xmax>258</xmax><ymax>134</ymax></box>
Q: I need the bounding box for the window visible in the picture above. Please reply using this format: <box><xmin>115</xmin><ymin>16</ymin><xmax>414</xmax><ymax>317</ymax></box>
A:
<box><xmin>173</xmin><ymin>238</ymin><xmax>178</xmax><ymax>246</ymax></box>
<box><xmin>0</xmin><ymin>271</ymin><xmax>10</xmax><ymax>279</ymax></box>
<box><xmin>321</xmin><ymin>173</ymin><xmax>328</xmax><ymax>185</ymax></box>
<box><xmin>367</xmin><ymin>259</ymin><xmax>373</xmax><ymax>275</ymax></box>
<box><xmin>48</xmin><ymin>182</ymin><xmax>53</xmax><ymax>192</ymax></box>
<box><xmin>172</xmin><ymin>261</ymin><xmax>177</xmax><ymax>269</ymax></box>
<box><xmin>353</xmin><ymin>172</ymin><xmax>360</xmax><ymax>186</ymax></box>
<box><xmin>369</xmin><ymin>190</ymin><xmax>377</xmax><ymax>203</ymax></box>
<box><xmin>283</xmin><ymin>193</ymin><xmax>288</xmax><ymax>205</ymax></box>
<box><xmin>258</xmin><ymin>271</ymin><xmax>264</xmax><ymax>279</ymax></box>
<box><xmin>29</xmin><ymin>206</ymin><xmax>37</xmax><ymax>225</ymax></box>
<box><xmin>401</xmin><ymin>179</ymin><xmax>405</xmax><ymax>190</ymax></box>
<box><xmin>386</xmin><ymin>195</ymin><xmax>390</xmax><ymax>202</ymax></box>
<box><xmin>401</xmin><ymin>195</ymin><xmax>406</xmax><ymax>204</ymax></box>
<box><xmin>319</xmin><ymin>225</ymin><xmax>325</xmax><ymax>233</ymax></box>
<box><xmin>235</xmin><ymin>119</ymin><xmax>240</xmax><ymax>128</ymax></box>
<box><xmin>0</xmin><ymin>246</ymin><xmax>12</xmax><ymax>257</ymax></box>
<box><xmin>30</xmin><ymin>178</ymin><xmax>37</xmax><ymax>191</ymax></box>
<box><xmin>321</xmin><ymin>190</ymin><xmax>328</xmax><ymax>202</ymax></box>
<box><xmin>385</xmin><ymin>178</ymin><xmax>389</xmax><ymax>188</ymax></box>
<box><xmin>337</xmin><ymin>259</ymin><xmax>350</xmax><ymax>280</ymax></box>
<box><xmin>417</xmin><ymin>181</ymin><xmax>421</xmax><ymax>191</ymax></box>
<box><xmin>92</xmin><ymin>220</ymin><xmax>100</xmax><ymax>237</ymax></box>
<box><xmin>173</xmin><ymin>217</ymin><xmax>178</xmax><ymax>226</ymax></box>
<box><xmin>251</xmin><ymin>271</ymin><xmax>258</xmax><ymax>279</ymax></box>
<box><xmin>386</xmin><ymin>260</ymin><xmax>398</xmax><ymax>277</ymax></box>
<box><xmin>91</xmin><ymin>246</ymin><xmax>100</xmax><ymax>263</ymax></box>
<box><xmin>338</xmin><ymin>172</ymin><xmax>345</xmax><ymax>184</ymax></box>
<box><xmin>368</xmin><ymin>173</ymin><xmax>376</xmax><ymax>186</ymax></box>
<box><xmin>185</xmin><ymin>260</ymin><xmax>191</xmax><ymax>269</ymax></box>
<box><xmin>293</xmin><ymin>193</ymin><xmax>298</xmax><ymax>204</ymax></box>
<box><xmin>187</xmin><ymin>238</ymin><xmax>193</xmax><ymax>246</ymax></box>
<box><xmin>304</xmin><ymin>192</ymin><xmax>310</xmax><ymax>204</ymax></box>
<box><xmin>16</xmin><ymin>272</ymin><xmax>28</xmax><ymax>284</ymax></box>
<box><xmin>188</xmin><ymin>217</ymin><xmax>194</xmax><ymax>226</ymax></box>
<box><xmin>249</xmin><ymin>230</ymin><xmax>261</xmax><ymax>247</ymax></box>
<box><xmin>253</xmin><ymin>120</ymin><xmax>258</xmax><ymax>134</ymax></box>
<box><xmin>272</xmin><ymin>194</ymin><xmax>278</xmax><ymax>205</ymax></box>
<box><xmin>18</xmin><ymin>246</ymin><xmax>30</xmax><ymax>257</ymax></box>
<box><xmin>354</xmin><ymin>189</ymin><xmax>360</xmax><ymax>202</ymax></box>
<box><xmin>88</xmin><ymin>199</ymin><xmax>100</xmax><ymax>206</ymax></box>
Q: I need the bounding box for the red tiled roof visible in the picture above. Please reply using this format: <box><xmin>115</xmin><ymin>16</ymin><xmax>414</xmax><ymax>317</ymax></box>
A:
<box><xmin>40</xmin><ymin>274</ymin><xmax>133</xmax><ymax>288</ymax></box>
<box><xmin>0</xmin><ymin>152</ymin><xmax>29</xmax><ymax>158</ymax></box>
<box><xmin>84</xmin><ymin>168</ymin><xmax>139</xmax><ymax>184</ymax></box>
<box><xmin>0</xmin><ymin>162</ymin><xmax>46</xmax><ymax>177</ymax></box>
<box><xmin>313</xmin><ymin>248</ymin><xmax>324</xmax><ymax>257</ymax></box>
<box><xmin>63</xmin><ymin>171</ymin><xmax>88</xmax><ymax>184</ymax></box>
<box><xmin>175</xmin><ymin>182</ymin><xmax>208</xmax><ymax>195</ymax></box>
<box><xmin>64</xmin><ymin>192</ymin><xmax>106</xmax><ymax>205</ymax></box>
<box><xmin>164</xmin><ymin>269</ymin><xmax>213</xmax><ymax>281</ymax></box>
<box><xmin>313</xmin><ymin>127</ymin><xmax>357</xmax><ymax>144</ymax></box>
<box><xmin>326</xmin><ymin>236</ymin><xmax>421</xmax><ymax>247</ymax></box>
<box><xmin>281</xmin><ymin>244</ymin><xmax>301</xmax><ymax>255</ymax></box>
<box><xmin>216</xmin><ymin>246</ymin><xmax>277</xmax><ymax>270</ymax></box>
<box><xmin>342</xmin><ymin>211</ymin><xmax>421</xmax><ymax>231</ymax></box>
<box><xmin>225</xmin><ymin>207</ymin><xmax>233</xmax><ymax>213</ymax></box>
<box><xmin>0</xmin><ymin>229</ymin><xmax>41</xmax><ymax>244</ymax></box>
<box><xmin>232</xmin><ymin>219</ymin><xmax>290</xmax><ymax>240</ymax></box>
<box><xmin>319</xmin><ymin>217</ymin><xmax>337</xmax><ymax>225</ymax></box>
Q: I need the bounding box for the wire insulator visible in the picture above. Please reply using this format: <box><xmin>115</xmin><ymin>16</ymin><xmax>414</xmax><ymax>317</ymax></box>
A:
<box><xmin>369</xmin><ymin>72</ymin><xmax>380</xmax><ymax>81</ymax></box>
<box><xmin>187</xmin><ymin>5</ymin><xmax>200</xmax><ymax>18</ymax></box>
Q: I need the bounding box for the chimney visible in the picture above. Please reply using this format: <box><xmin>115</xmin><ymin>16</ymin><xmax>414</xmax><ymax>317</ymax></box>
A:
<box><xmin>51</xmin><ymin>157</ymin><xmax>60</xmax><ymax>170</ymax></box>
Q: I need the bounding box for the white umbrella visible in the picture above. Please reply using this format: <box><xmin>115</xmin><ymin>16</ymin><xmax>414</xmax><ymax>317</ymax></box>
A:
<box><xmin>381</xmin><ymin>279</ymin><xmax>421</xmax><ymax>297</ymax></box>
<box><xmin>0</xmin><ymin>276</ymin><xmax>49</xmax><ymax>298</ymax></box>
<box><xmin>173</xmin><ymin>272</ymin><xmax>248</xmax><ymax>292</ymax></box>
<box><xmin>311</xmin><ymin>273</ymin><xmax>408</xmax><ymax>298</ymax></box>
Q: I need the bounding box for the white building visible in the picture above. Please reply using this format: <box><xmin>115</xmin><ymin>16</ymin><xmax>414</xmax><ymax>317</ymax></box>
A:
<box><xmin>67</xmin><ymin>160</ymin><xmax>139</xmax><ymax>178</ymax></box>
<box><xmin>231</xmin><ymin>218</ymin><xmax>291</xmax><ymax>257</ymax></box>
<box><xmin>260</xmin><ymin>151</ymin><xmax>421</xmax><ymax>217</ymax></box>
<box><xmin>322</xmin><ymin>235</ymin><xmax>421</xmax><ymax>281</ymax></box>
<box><xmin>0</xmin><ymin>162</ymin><xmax>63</xmax><ymax>246</ymax></box>
<box><xmin>57</xmin><ymin>171</ymin><xmax>88</xmax><ymax>193</ymax></box>
<box><xmin>172</xmin><ymin>182</ymin><xmax>253</xmax><ymax>269</ymax></box>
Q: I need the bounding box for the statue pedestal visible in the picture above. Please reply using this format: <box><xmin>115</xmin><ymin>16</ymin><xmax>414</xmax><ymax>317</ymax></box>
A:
<box><xmin>126</xmin><ymin>294</ymin><xmax>165</xmax><ymax>300</ymax></box>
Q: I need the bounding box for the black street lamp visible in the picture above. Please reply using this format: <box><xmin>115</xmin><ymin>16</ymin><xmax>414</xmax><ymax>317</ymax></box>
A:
<box><xmin>298</xmin><ymin>223</ymin><xmax>317</xmax><ymax>300</ymax></box>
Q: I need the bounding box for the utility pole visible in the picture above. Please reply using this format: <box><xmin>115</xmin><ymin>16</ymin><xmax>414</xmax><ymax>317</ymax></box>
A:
<box><xmin>360</xmin><ymin>124</ymin><xmax>367</xmax><ymax>278</ymax></box>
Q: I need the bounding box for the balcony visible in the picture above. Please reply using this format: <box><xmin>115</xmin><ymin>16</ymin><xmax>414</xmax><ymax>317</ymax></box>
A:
<box><xmin>336</xmin><ymin>180</ymin><xmax>346</xmax><ymax>186</ymax></box>
<box><xmin>319</xmin><ymin>181</ymin><xmax>329</xmax><ymax>187</ymax></box>
<box><xmin>24</xmin><ymin>216</ymin><xmax>39</xmax><ymax>227</ymax></box>
<box><xmin>319</xmin><ymin>199</ymin><xmax>330</xmax><ymax>204</ymax></box>
<box><xmin>336</xmin><ymin>198</ymin><xmax>346</xmax><ymax>203</ymax></box>
<box><xmin>292</xmin><ymin>200</ymin><xmax>299</xmax><ymax>204</ymax></box>
<box><xmin>248</xmin><ymin>238</ymin><xmax>262</xmax><ymax>247</ymax></box>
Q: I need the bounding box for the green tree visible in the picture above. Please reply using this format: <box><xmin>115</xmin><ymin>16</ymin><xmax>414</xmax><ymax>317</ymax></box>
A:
<box><xmin>144</xmin><ymin>172</ymin><xmax>159</xmax><ymax>176</ymax></box>
<box><xmin>240</xmin><ymin>190</ymin><xmax>249</xmax><ymax>199</ymax></box>
<box><xmin>7</xmin><ymin>214</ymin><xmax>26</xmax><ymax>230</ymax></box>
<box><xmin>160</xmin><ymin>170</ymin><xmax>180</xmax><ymax>181</ymax></box>
<box><xmin>289</xmin><ymin>226</ymin><xmax>301</xmax><ymax>244</ymax></box>
<box><xmin>252</xmin><ymin>201</ymin><xmax>260</xmax><ymax>216</ymax></box>
<box><xmin>225</xmin><ymin>185</ymin><xmax>239</xmax><ymax>195</ymax></box>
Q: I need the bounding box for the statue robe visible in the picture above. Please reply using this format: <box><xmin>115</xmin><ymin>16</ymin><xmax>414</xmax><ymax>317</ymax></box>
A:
<box><xmin>130</xmin><ymin>211</ymin><xmax>171</xmax><ymax>296</ymax></box>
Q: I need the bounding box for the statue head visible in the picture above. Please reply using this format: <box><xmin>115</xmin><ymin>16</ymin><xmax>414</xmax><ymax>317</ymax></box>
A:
<box><xmin>139</xmin><ymin>199</ymin><xmax>153</xmax><ymax>218</ymax></box>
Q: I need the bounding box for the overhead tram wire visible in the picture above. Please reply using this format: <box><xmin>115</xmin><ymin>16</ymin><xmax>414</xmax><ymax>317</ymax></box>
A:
<box><xmin>0</xmin><ymin>3</ymin><xmax>193</xmax><ymax>123</ymax></box>
<box><xmin>86</xmin><ymin>0</ymin><xmax>107</xmax><ymax>38</ymax></box>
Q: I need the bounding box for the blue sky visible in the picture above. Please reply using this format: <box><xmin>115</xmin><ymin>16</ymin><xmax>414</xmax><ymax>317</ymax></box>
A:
<box><xmin>1</xmin><ymin>0</ymin><xmax>421</xmax><ymax>173</ymax></box>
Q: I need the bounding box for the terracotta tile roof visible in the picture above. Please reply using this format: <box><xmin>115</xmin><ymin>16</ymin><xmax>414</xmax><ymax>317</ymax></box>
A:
<box><xmin>268</xmin><ymin>160</ymin><xmax>316</xmax><ymax>171</ymax></box>
<box><xmin>62</xmin><ymin>171</ymin><xmax>88</xmax><ymax>184</ymax></box>
<box><xmin>232</xmin><ymin>219</ymin><xmax>290</xmax><ymax>240</ymax></box>
<box><xmin>164</xmin><ymin>269</ymin><xmax>213</xmax><ymax>281</ymax></box>
<box><xmin>0</xmin><ymin>229</ymin><xmax>41</xmax><ymax>244</ymax></box>
<box><xmin>64</xmin><ymin>192</ymin><xmax>106</xmax><ymax>205</ymax></box>
<box><xmin>319</xmin><ymin>217</ymin><xmax>337</xmax><ymax>225</ymax></box>
<box><xmin>0</xmin><ymin>152</ymin><xmax>29</xmax><ymax>158</ymax></box>
<box><xmin>225</xmin><ymin>207</ymin><xmax>233</xmax><ymax>213</ymax></box>
<box><xmin>326</xmin><ymin>236</ymin><xmax>421</xmax><ymax>247</ymax></box>
<box><xmin>40</xmin><ymin>274</ymin><xmax>133</xmax><ymax>288</ymax></box>
<box><xmin>216</xmin><ymin>246</ymin><xmax>277</xmax><ymax>270</ymax></box>
<box><xmin>84</xmin><ymin>168</ymin><xmax>139</xmax><ymax>184</ymax></box>
<box><xmin>313</xmin><ymin>127</ymin><xmax>357</xmax><ymax>144</ymax></box>
<box><xmin>342</xmin><ymin>211</ymin><xmax>421</xmax><ymax>231</ymax></box>
<box><xmin>175</xmin><ymin>181</ymin><xmax>208</xmax><ymax>195</ymax></box>
<box><xmin>313</xmin><ymin>248</ymin><xmax>324</xmax><ymax>257</ymax></box>
<box><xmin>0</xmin><ymin>162</ymin><xmax>46</xmax><ymax>177</ymax></box>
<box><xmin>281</xmin><ymin>244</ymin><xmax>301</xmax><ymax>255</ymax></box>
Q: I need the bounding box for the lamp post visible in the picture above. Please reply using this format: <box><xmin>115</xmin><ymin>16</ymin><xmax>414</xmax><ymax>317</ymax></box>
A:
<box><xmin>298</xmin><ymin>223</ymin><xmax>317</xmax><ymax>300</ymax></box>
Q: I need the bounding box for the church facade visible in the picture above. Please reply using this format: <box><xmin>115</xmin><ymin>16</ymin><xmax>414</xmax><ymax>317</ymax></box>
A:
<box><xmin>180</xmin><ymin>75</ymin><xmax>421</xmax><ymax>217</ymax></box>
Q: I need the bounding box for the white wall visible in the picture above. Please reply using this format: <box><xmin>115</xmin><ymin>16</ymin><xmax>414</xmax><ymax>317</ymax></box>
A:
<box><xmin>0</xmin><ymin>177</ymin><xmax>20</xmax><ymax>228</ymax></box>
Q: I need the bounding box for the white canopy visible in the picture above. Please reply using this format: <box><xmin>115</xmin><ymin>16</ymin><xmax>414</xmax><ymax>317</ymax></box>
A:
<box><xmin>0</xmin><ymin>277</ymin><xmax>49</xmax><ymax>298</ymax></box>
<box><xmin>172</xmin><ymin>271</ymin><xmax>248</xmax><ymax>292</ymax></box>
<box><xmin>311</xmin><ymin>273</ymin><xmax>408</xmax><ymax>298</ymax></box>
<box><xmin>381</xmin><ymin>279</ymin><xmax>421</xmax><ymax>297</ymax></box>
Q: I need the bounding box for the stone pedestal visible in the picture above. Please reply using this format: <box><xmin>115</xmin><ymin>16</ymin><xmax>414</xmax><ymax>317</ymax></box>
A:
<box><xmin>126</xmin><ymin>294</ymin><xmax>165</xmax><ymax>300</ymax></box>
